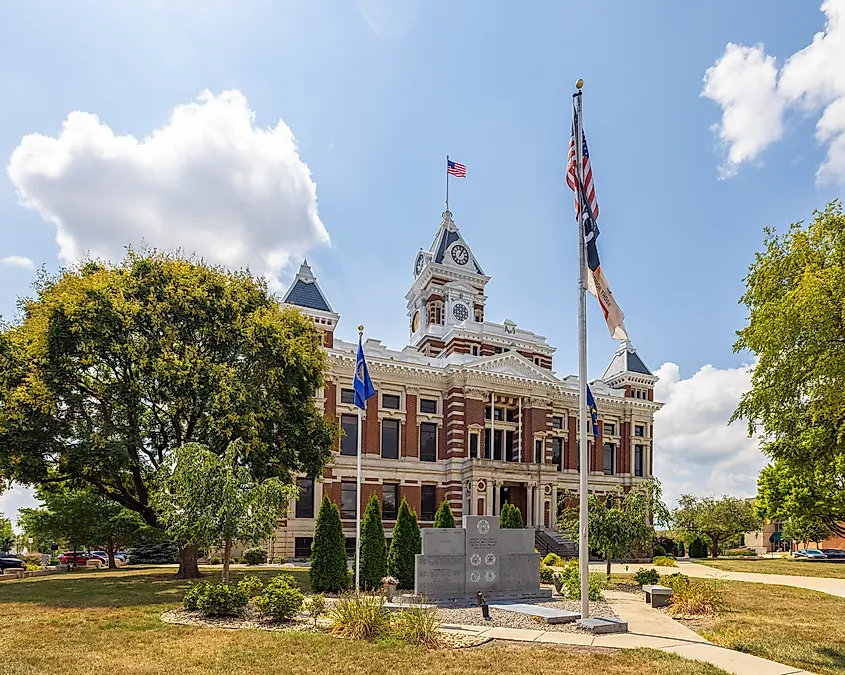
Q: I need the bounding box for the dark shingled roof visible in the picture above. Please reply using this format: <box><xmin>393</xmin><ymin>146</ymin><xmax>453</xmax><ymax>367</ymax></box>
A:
<box><xmin>284</xmin><ymin>279</ymin><xmax>332</xmax><ymax>312</ymax></box>
<box><xmin>602</xmin><ymin>344</ymin><xmax>652</xmax><ymax>379</ymax></box>
<box><xmin>433</xmin><ymin>228</ymin><xmax>460</xmax><ymax>264</ymax></box>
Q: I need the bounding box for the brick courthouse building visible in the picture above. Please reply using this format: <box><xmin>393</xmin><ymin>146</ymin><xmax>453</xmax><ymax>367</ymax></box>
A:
<box><xmin>270</xmin><ymin>210</ymin><xmax>662</xmax><ymax>559</ymax></box>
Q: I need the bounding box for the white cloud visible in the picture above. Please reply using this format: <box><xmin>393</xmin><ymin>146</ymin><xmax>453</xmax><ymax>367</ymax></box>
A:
<box><xmin>7</xmin><ymin>90</ymin><xmax>330</xmax><ymax>288</ymax></box>
<box><xmin>703</xmin><ymin>0</ymin><xmax>845</xmax><ymax>183</ymax></box>
<box><xmin>702</xmin><ymin>44</ymin><xmax>784</xmax><ymax>177</ymax></box>
<box><xmin>0</xmin><ymin>255</ymin><xmax>34</xmax><ymax>269</ymax></box>
<box><xmin>653</xmin><ymin>361</ymin><xmax>767</xmax><ymax>507</ymax></box>
<box><xmin>0</xmin><ymin>484</ymin><xmax>38</xmax><ymax>533</ymax></box>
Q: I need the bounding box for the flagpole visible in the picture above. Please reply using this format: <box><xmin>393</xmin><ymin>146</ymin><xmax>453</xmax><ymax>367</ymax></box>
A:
<box><xmin>355</xmin><ymin>324</ymin><xmax>364</xmax><ymax>592</ymax></box>
<box><xmin>573</xmin><ymin>78</ymin><xmax>590</xmax><ymax>621</ymax></box>
<box><xmin>445</xmin><ymin>154</ymin><xmax>450</xmax><ymax>212</ymax></box>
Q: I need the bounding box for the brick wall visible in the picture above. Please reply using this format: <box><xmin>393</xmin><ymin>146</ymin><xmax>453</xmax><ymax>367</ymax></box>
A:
<box><xmin>324</xmin><ymin>382</ymin><xmax>337</xmax><ymax>420</ymax></box>
<box><xmin>404</xmin><ymin>394</ymin><xmax>418</xmax><ymax>459</ymax></box>
<box><xmin>324</xmin><ymin>330</ymin><xmax>334</xmax><ymax>348</ymax></box>
<box><xmin>364</xmin><ymin>394</ymin><xmax>379</xmax><ymax>455</ymax></box>
<box><xmin>403</xmin><ymin>484</ymin><xmax>422</xmax><ymax>518</ymax></box>
<box><xmin>567</xmin><ymin>415</ymin><xmax>578</xmax><ymax>469</ymax></box>
<box><xmin>465</xmin><ymin>396</ymin><xmax>485</xmax><ymax>457</ymax></box>
<box><xmin>620</xmin><ymin>421</ymin><xmax>631</xmax><ymax>474</ymax></box>
<box><xmin>445</xmin><ymin>387</ymin><xmax>465</xmax><ymax>458</ymax></box>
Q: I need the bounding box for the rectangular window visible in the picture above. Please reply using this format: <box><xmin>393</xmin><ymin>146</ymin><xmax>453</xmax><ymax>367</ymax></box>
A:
<box><xmin>603</xmin><ymin>422</ymin><xmax>616</xmax><ymax>437</ymax></box>
<box><xmin>603</xmin><ymin>443</ymin><xmax>615</xmax><ymax>475</ymax></box>
<box><xmin>484</xmin><ymin>429</ymin><xmax>503</xmax><ymax>460</ymax></box>
<box><xmin>505</xmin><ymin>430</ymin><xmax>515</xmax><ymax>462</ymax></box>
<box><xmin>485</xmin><ymin>407</ymin><xmax>504</xmax><ymax>421</ymax></box>
<box><xmin>552</xmin><ymin>416</ymin><xmax>563</xmax><ymax>430</ymax></box>
<box><xmin>535</xmin><ymin>439</ymin><xmax>543</xmax><ymax>464</ymax></box>
<box><xmin>381</xmin><ymin>419</ymin><xmax>400</xmax><ymax>459</ymax></box>
<box><xmin>634</xmin><ymin>445</ymin><xmax>644</xmax><ymax>477</ymax></box>
<box><xmin>341</xmin><ymin>482</ymin><xmax>357</xmax><ymax>519</ymax></box>
<box><xmin>420</xmin><ymin>422</ymin><xmax>437</xmax><ymax>462</ymax></box>
<box><xmin>420</xmin><ymin>398</ymin><xmax>438</xmax><ymax>414</ymax></box>
<box><xmin>471</xmin><ymin>345</ymin><xmax>479</xmax><ymax>356</ymax></box>
<box><xmin>469</xmin><ymin>433</ymin><xmax>479</xmax><ymax>458</ymax></box>
<box><xmin>340</xmin><ymin>414</ymin><xmax>358</xmax><ymax>456</ymax></box>
<box><xmin>551</xmin><ymin>437</ymin><xmax>563</xmax><ymax>471</ymax></box>
<box><xmin>505</xmin><ymin>408</ymin><xmax>515</xmax><ymax>422</ymax></box>
<box><xmin>421</xmin><ymin>485</ymin><xmax>437</xmax><ymax>521</ymax></box>
<box><xmin>494</xmin><ymin>346</ymin><xmax>503</xmax><ymax>354</ymax></box>
<box><xmin>382</xmin><ymin>393</ymin><xmax>401</xmax><ymax>410</ymax></box>
<box><xmin>383</xmin><ymin>484</ymin><xmax>399</xmax><ymax>519</ymax></box>
<box><xmin>295</xmin><ymin>478</ymin><xmax>314</xmax><ymax>518</ymax></box>
<box><xmin>634</xmin><ymin>424</ymin><xmax>645</xmax><ymax>437</ymax></box>
<box><xmin>294</xmin><ymin>537</ymin><xmax>313</xmax><ymax>559</ymax></box>
<box><xmin>340</xmin><ymin>388</ymin><xmax>355</xmax><ymax>405</ymax></box>
<box><xmin>345</xmin><ymin>537</ymin><xmax>356</xmax><ymax>558</ymax></box>
<box><xmin>435</xmin><ymin>306</ymin><xmax>442</xmax><ymax>324</ymax></box>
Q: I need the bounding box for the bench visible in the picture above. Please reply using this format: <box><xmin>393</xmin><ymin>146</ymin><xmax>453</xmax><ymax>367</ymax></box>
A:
<box><xmin>85</xmin><ymin>559</ymin><xmax>104</xmax><ymax>570</ymax></box>
<box><xmin>2</xmin><ymin>568</ymin><xmax>25</xmax><ymax>579</ymax></box>
<box><xmin>642</xmin><ymin>584</ymin><xmax>673</xmax><ymax>608</ymax></box>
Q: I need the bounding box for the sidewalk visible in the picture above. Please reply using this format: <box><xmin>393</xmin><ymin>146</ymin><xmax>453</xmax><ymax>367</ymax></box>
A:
<box><xmin>588</xmin><ymin>560</ymin><xmax>845</xmax><ymax>599</ymax></box>
<box><xmin>441</xmin><ymin>590</ymin><xmax>816</xmax><ymax>675</ymax></box>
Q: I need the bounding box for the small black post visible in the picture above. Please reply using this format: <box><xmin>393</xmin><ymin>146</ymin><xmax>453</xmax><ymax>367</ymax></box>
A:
<box><xmin>476</xmin><ymin>591</ymin><xmax>484</xmax><ymax>607</ymax></box>
<box><xmin>481</xmin><ymin>602</ymin><xmax>490</xmax><ymax>621</ymax></box>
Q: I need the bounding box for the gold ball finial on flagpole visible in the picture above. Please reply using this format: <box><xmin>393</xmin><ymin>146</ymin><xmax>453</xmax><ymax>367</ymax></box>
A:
<box><xmin>575</xmin><ymin>78</ymin><xmax>584</xmax><ymax>90</ymax></box>
<box><xmin>358</xmin><ymin>324</ymin><xmax>364</xmax><ymax>333</ymax></box>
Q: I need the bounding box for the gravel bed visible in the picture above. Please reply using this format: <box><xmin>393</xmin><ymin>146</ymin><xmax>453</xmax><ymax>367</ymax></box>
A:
<box><xmin>437</xmin><ymin>598</ymin><xmax>617</xmax><ymax>632</ymax></box>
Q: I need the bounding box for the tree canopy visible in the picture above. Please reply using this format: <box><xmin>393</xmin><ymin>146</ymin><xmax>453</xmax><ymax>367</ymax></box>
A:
<box><xmin>733</xmin><ymin>202</ymin><xmax>845</xmax><ymax>536</ymax></box>
<box><xmin>17</xmin><ymin>487</ymin><xmax>146</xmax><ymax>565</ymax></box>
<box><xmin>672</xmin><ymin>495</ymin><xmax>759</xmax><ymax>557</ymax></box>
<box><xmin>0</xmin><ymin>512</ymin><xmax>13</xmax><ymax>552</ymax></box>
<box><xmin>152</xmin><ymin>440</ymin><xmax>294</xmax><ymax>582</ymax></box>
<box><xmin>560</xmin><ymin>478</ymin><xmax>668</xmax><ymax>579</ymax></box>
<box><xmin>0</xmin><ymin>250</ymin><xmax>338</xmax><ymax>574</ymax></box>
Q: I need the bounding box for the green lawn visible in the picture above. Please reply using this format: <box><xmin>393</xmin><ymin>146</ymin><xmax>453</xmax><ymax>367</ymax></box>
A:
<box><xmin>0</xmin><ymin>566</ymin><xmax>730</xmax><ymax>675</ymax></box>
<box><xmin>696</xmin><ymin>558</ymin><xmax>845</xmax><ymax>579</ymax></box>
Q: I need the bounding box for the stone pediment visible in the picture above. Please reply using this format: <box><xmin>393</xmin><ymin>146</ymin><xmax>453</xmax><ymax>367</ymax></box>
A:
<box><xmin>461</xmin><ymin>352</ymin><xmax>560</xmax><ymax>383</ymax></box>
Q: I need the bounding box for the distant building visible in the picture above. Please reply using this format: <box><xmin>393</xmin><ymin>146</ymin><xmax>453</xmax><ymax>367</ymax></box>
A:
<box><xmin>271</xmin><ymin>210</ymin><xmax>662</xmax><ymax>559</ymax></box>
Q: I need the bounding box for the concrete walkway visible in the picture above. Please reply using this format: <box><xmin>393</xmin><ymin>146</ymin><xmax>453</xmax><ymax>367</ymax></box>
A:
<box><xmin>589</xmin><ymin>560</ymin><xmax>845</xmax><ymax>599</ymax></box>
<box><xmin>441</xmin><ymin>590</ymin><xmax>816</xmax><ymax>675</ymax></box>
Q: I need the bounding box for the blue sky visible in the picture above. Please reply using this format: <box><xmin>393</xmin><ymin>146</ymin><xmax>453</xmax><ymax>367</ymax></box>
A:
<box><xmin>1</xmin><ymin>1</ymin><xmax>844</xmax><ymax>515</ymax></box>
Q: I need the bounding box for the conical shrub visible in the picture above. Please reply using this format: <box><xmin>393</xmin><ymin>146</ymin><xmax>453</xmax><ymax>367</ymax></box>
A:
<box><xmin>359</xmin><ymin>493</ymin><xmax>387</xmax><ymax>590</ymax></box>
<box><xmin>310</xmin><ymin>496</ymin><xmax>349</xmax><ymax>593</ymax></box>
<box><xmin>500</xmin><ymin>503</ymin><xmax>524</xmax><ymax>529</ymax></box>
<box><xmin>433</xmin><ymin>499</ymin><xmax>456</xmax><ymax>528</ymax></box>
<box><xmin>388</xmin><ymin>498</ymin><xmax>421</xmax><ymax>589</ymax></box>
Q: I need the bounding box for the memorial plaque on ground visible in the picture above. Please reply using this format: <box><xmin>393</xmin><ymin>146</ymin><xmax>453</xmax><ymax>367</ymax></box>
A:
<box><xmin>414</xmin><ymin>515</ymin><xmax>547</xmax><ymax>602</ymax></box>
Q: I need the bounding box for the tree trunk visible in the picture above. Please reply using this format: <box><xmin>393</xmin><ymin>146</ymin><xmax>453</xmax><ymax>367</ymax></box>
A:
<box><xmin>222</xmin><ymin>539</ymin><xmax>232</xmax><ymax>584</ymax></box>
<box><xmin>106</xmin><ymin>541</ymin><xmax>116</xmax><ymax>570</ymax></box>
<box><xmin>606</xmin><ymin>555</ymin><xmax>612</xmax><ymax>581</ymax></box>
<box><xmin>175</xmin><ymin>545</ymin><xmax>201</xmax><ymax>579</ymax></box>
<box><xmin>711</xmin><ymin>539</ymin><xmax>719</xmax><ymax>558</ymax></box>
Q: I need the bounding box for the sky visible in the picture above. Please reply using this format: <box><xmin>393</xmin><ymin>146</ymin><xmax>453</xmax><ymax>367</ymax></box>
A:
<box><xmin>1</xmin><ymin>0</ymin><xmax>844</xmax><ymax>522</ymax></box>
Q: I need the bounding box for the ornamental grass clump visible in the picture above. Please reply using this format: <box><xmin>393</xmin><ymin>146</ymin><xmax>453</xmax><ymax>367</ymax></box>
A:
<box><xmin>668</xmin><ymin>579</ymin><xmax>725</xmax><ymax>616</ymax></box>
<box><xmin>392</xmin><ymin>606</ymin><xmax>442</xmax><ymax>647</ymax></box>
<box><xmin>328</xmin><ymin>592</ymin><xmax>391</xmax><ymax>641</ymax></box>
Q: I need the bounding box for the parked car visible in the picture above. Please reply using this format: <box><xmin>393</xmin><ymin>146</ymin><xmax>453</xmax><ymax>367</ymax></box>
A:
<box><xmin>0</xmin><ymin>555</ymin><xmax>25</xmax><ymax>572</ymax></box>
<box><xmin>793</xmin><ymin>548</ymin><xmax>828</xmax><ymax>559</ymax></box>
<box><xmin>821</xmin><ymin>548</ymin><xmax>845</xmax><ymax>559</ymax></box>
<box><xmin>89</xmin><ymin>551</ymin><xmax>127</xmax><ymax>567</ymax></box>
<box><xmin>90</xmin><ymin>551</ymin><xmax>108</xmax><ymax>563</ymax></box>
<box><xmin>58</xmin><ymin>552</ymin><xmax>90</xmax><ymax>565</ymax></box>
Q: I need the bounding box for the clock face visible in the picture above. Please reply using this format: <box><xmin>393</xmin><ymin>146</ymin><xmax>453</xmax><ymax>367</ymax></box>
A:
<box><xmin>415</xmin><ymin>253</ymin><xmax>425</xmax><ymax>276</ymax></box>
<box><xmin>450</xmin><ymin>244</ymin><xmax>469</xmax><ymax>265</ymax></box>
<box><xmin>453</xmin><ymin>303</ymin><xmax>469</xmax><ymax>322</ymax></box>
<box><xmin>411</xmin><ymin>311</ymin><xmax>420</xmax><ymax>333</ymax></box>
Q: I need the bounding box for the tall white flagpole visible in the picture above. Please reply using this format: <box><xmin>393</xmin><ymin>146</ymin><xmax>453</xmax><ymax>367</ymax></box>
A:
<box><xmin>574</xmin><ymin>79</ymin><xmax>590</xmax><ymax>620</ymax></box>
<box><xmin>355</xmin><ymin>325</ymin><xmax>364</xmax><ymax>591</ymax></box>
<box><xmin>445</xmin><ymin>154</ymin><xmax>450</xmax><ymax>212</ymax></box>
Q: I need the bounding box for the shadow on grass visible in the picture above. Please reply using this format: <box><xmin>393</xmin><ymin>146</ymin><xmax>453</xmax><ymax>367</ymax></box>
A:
<box><xmin>0</xmin><ymin>566</ymin><xmax>313</xmax><ymax>610</ymax></box>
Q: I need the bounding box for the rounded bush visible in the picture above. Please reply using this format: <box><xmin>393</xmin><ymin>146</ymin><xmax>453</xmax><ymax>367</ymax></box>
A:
<box><xmin>243</xmin><ymin>547</ymin><xmax>268</xmax><ymax>566</ymax></box>
<box><xmin>633</xmin><ymin>568</ymin><xmax>659</xmax><ymax>586</ymax></box>
<box><xmin>256</xmin><ymin>574</ymin><xmax>305</xmax><ymax>622</ymax></box>
<box><xmin>542</xmin><ymin>552</ymin><xmax>563</xmax><ymax>567</ymax></box>
<box><xmin>653</xmin><ymin>544</ymin><xmax>667</xmax><ymax>557</ymax></box>
<box><xmin>182</xmin><ymin>581</ymin><xmax>208</xmax><ymax>610</ymax></box>
<box><xmin>195</xmin><ymin>583</ymin><xmax>249</xmax><ymax>616</ymax></box>
<box><xmin>540</xmin><ymin>565</ymin><xmax>554</xmax><ymax>584</ymax></box>
<box><xmin>652</xmin><ymin>555</ymin><xmax>677</xmax><ymax>567</ymax></box>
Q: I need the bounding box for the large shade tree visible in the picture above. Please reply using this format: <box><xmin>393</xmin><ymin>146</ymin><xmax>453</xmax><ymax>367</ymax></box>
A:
<box><xmin>733</xmin><ymin>202</ymin><xmax>845</xmax><ymax>536</ymax></box>
<box><xmin>0</xmin><ymin>512</ymin><xmax>13</xmax><ymax>552</ymax></box>
<box><xmin>672</xmin><ymin>495</ymin><xmax>760</xmax><ymax>557</ymax></box>
<box><xmin>18</xmin><ymin>487</ymin><xmax>146</xmax><ymax>567</ymax></box>
<box><xmin>560</xmin><ymin>478</ymin><xmax>669</xmax><ymax>579</ymax></box>
<box><xmin>153</xmin><ymin>440</ymin><xmax>294</xmax><ymax>583</ymax></box>
<box><xmin>0</xmin><ymin>251</ymin><xmax>338</xmax><ymax>577</ymax></box>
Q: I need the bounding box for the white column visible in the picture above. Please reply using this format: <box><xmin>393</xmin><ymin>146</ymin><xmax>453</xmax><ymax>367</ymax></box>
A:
<box><xmin>551</xmin><ymin>486</ymin><xmax>559</xmax><ymax>531</ymax></box>
<box><xmin>485</xmin><ymin>480</ymin><xmax>494</xmax><ymax>516</ymax></box>
<box><xmin>526</xmin><ymin>485</ymin><xmax>533</xmax><ymax>526</ymax></box>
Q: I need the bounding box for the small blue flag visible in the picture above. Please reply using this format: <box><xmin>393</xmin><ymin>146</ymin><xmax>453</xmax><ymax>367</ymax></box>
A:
<box><xmin>354</xmin><ymin>337</ymin><xmax>376</xmax><ymax>410</ymax></box>
<box><xmin>586</xmin><ymin>384</ymin><xmax>600</xmax><ymax>440</ymax></box>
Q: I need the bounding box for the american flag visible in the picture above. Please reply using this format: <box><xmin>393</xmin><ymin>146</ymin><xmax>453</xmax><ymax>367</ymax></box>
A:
<box><xmin>447</xmin><ymin>159</ymin><xmax>467</xmax><ymax>178</ymax></box>
<box><xmin>566</xmin><ymin>119</ymin><xmax>599</xmax><ymax>220</ymax></box>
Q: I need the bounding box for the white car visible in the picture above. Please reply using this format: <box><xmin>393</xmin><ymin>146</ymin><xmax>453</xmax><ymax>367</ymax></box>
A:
<box><xmin>793</xmin><ymin>548</ymin><xmax>828</xmax><ymax>559</ymax></box>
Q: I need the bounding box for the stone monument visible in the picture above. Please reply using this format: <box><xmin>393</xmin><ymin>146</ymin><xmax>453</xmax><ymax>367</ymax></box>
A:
<box><xmin>414</xmin><ymin>515</ymin><xmax>549</xmax><ymax>603</ymax></box>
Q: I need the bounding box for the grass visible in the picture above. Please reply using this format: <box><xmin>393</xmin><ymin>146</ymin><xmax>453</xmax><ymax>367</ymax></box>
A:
<box><xmin>696</xmin><ymin>558</ymin><xmax>845</xmax><ymax>579</ymax></box>
<box><xmin>0</xmin><ymin>566</ymin><xmax>731</xmax><ymax>675</ymax></box>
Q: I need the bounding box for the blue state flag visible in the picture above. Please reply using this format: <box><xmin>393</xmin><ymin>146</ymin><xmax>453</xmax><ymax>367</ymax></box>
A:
<box><xmin>354</xmin><ymin>338</ymin><xmax>376</xmax><ymax>409</ymax></box>
<box><xmin>586</xmin><ymin>384</ymin><xmax>600</xmax><ymax>440</ymax></box>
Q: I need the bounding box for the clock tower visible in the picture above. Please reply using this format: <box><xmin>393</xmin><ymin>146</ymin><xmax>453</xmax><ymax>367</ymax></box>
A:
<box><xmin>406</xmin><ymin>210</ymin><xmax>490</xmax><ymax>355</ymax></box>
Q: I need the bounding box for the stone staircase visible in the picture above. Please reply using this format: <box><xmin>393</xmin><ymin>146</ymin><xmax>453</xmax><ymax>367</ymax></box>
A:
<box><xmin>534</xmin><ymin>528</ymin><xmax>578</xmax><ymax>559</ymax></box>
